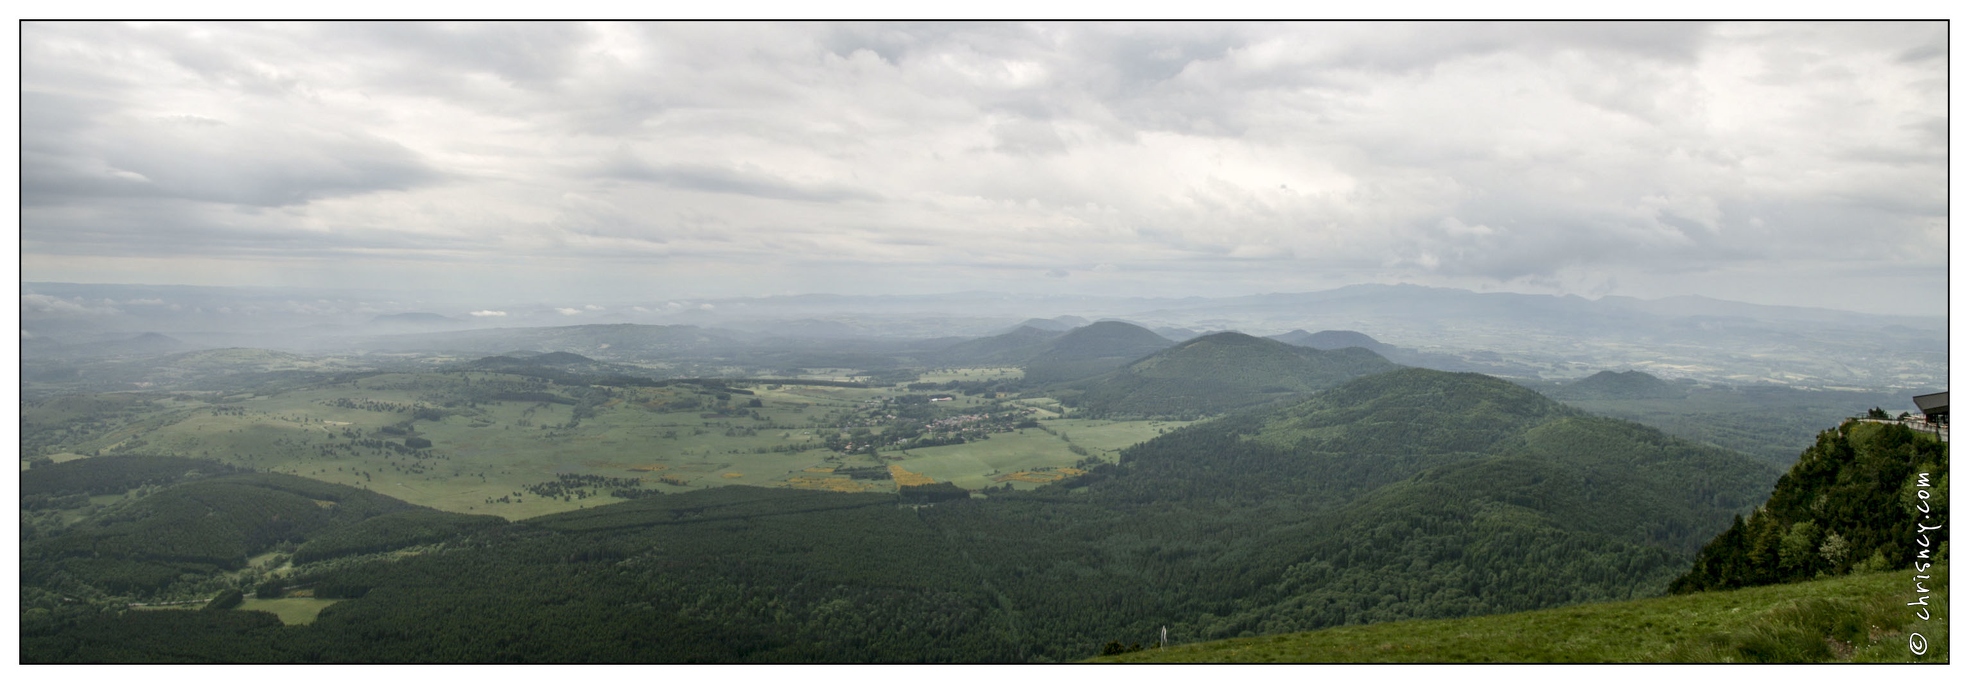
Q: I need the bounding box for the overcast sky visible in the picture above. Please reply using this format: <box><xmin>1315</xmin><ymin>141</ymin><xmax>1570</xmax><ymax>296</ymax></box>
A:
<box><xmin>18</xmin><ymin>21</ymin><xmax>1949</xmax><ymax>316</ymax></box>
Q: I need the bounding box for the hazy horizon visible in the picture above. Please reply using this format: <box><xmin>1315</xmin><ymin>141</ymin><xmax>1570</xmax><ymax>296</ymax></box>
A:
<box><xmin>20</xmin><ymin>21</ymin><xmax>1950</xmax><ymax>318</ymax></box>
<box><xmin>18</xmin><ymin>278</ymin><xmax>1951</xmax><ymax>322</ymax></box>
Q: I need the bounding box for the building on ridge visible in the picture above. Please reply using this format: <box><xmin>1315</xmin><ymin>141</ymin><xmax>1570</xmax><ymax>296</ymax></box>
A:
<box><xmin>1911</xmin><ymin>391</ymin><xmax>1947</xmax><ymax>425</ymax></box>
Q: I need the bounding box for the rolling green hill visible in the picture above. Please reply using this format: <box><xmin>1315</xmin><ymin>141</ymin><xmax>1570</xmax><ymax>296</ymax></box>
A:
<box><xmin>1081</xmin><ymin>369</ymin><xmax>1776</xmax><ymax>636</ymax></box>
<box><xmin>1100</xmin><ymin>402</ymin><xmax>1951</xmax><ymax>663</ymax></box>
<box><xmin>1064</xmin><ymin>332</ymin><xmax>1397</xmax><ymax>418</ymax></box>
<box><xmin>1536</xmin><ymin>381</ymin><xmax>1915</xmax><ymax>467</ymax></box>
<box><xmin>21</xmin><ymin>458</ymin><xmax>479</xmax><ymax>597</ymax></box>
<box><xmin>1020</xmin><ymin>320</ymin><xmax>1174</xmax><ymax>384</ymax></box>
<box><xmin>1549</xmin><ymin>369</ymin><xmax>1686</xmax><ymax>400</ymax></box>
<box><xmin>22</xmin><ymin>455</ymin><xmax>245</xmax><ymax>502</ymax></box>
<box><xmin>928</xmin><ymin>325</ymin><xmax>1064</xmax><ymax>366</ymax></box>
<box><xmin>1268</xmin><ymin>329</ymin><xmax>1397</xmax><ymax>356</ymax></box>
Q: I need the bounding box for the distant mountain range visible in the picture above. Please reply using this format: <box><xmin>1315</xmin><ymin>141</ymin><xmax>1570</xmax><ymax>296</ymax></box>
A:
<box><xmin>20</xmin><ymin>282</ymin><xmax>1945</xmax><ymax>389</ymax></box>
<box><xmin>356</xmin><ymin>323</ymin><xmax>743</xmax><ymax>358</ymax></box>
<box><xmin>21</xmin><ymin>331</ymin><xmax>189</xmax><ymax>361</ymax></box>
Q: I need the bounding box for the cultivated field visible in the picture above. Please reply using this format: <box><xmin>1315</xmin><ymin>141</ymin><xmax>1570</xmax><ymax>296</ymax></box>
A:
<box><xmin>237</xmin><ymin>598</ymin><xmax>343</xmax><ymax>625</ymax></box>
<box><xmin>22</xmin><ymin>368</ymin><xmax>1194</xmax><ymax>519</ymax></box>
<box><xmin>889</xmin><ymin>417</ymin><xmax>1191</xmax><ymax>490</ymax></box>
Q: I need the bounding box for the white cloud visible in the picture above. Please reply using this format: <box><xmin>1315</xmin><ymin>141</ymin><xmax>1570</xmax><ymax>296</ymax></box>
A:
<box><xmin>557</xmin><ymin>307</ymin><xmax>583</xmax><ymax>315</ymax></box>
<box><xmin>469</xmin><ymin>310</ymin><xmax>507</xmax><ymax>317</ymax></box>
<box><xmin>22</xmin><ymin>294</ymin><xmax>120</xmax><ymax>316</ymax></box>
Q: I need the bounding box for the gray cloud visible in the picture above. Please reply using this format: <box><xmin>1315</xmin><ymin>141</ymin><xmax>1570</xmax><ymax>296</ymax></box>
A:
<box><xmin>350</xmin><ymin>22</ymin><xmax>599</xmax><ymax>89</ymax></box>
<box><xmin>17</xmin><ymin>21</ymin><xmax>1949</xmax><ymax>316</ymax></box>
<box><xmin>989</xmin><ymin>119</ymin><xmax>1070</xmax><ymax>156</ymax></box>
<box><xmin>23</xmin><ymin>113</ymin><xmax>441</xmax><ymax>207</ymax></box>
<box><xmin>601</xmin><ymin>155</ymin><xmax>879</xmax><ymax>203</ymax></box>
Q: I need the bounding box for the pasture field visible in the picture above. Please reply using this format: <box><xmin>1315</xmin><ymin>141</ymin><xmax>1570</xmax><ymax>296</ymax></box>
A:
<box><xmin>1043</xmin><ymin>418</ymin><xmax>1193</xmax><ymax>454</ymax></box>
<box><xmin>237</xmin><ymin>598</ymin><xmax>342</xmax><ymax>625</ymax></box>
<box><xmin>888</xmin><ymin>417</ymin><xmax>1195</xmax><ymax>490</ymax></box>
<box><xmin>21</xmin><ymin>368</ymin><xmax>1186</xmax><ymax>518</ymax></box>
<box><xmin>912</xmin><ymin>367</ymin><xmax>1024</xmax><ymax>384</ymax></box>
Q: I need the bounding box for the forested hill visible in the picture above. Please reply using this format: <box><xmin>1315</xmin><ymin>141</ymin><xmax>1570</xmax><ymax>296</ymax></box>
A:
<box><xmin>1548</xmin><ymin>370</ymin><xmax>1685</xmax><ymax>400</ymax></box>
<box><xmin>1020</xmin><ymin>320</ymin><xmax>1174</xmax><ymax>384</ymax></box>
<box><xmin>1063</xmin><ymin>331</ymin><xmax>1397</xmax><ymax>418</ymax></box>
<box><xmin>1268</xmin><ymin>329</ymin><xmax>1396</xmax><ymax>356</ymax></box>
<box><xmin>1105</xmin><ymin>368</ymin><xmax>1771</xmax><ymax>544</ymax></box>
<box><xmin>22</xmin><ymin>458</ymin><xmax>497</xmax><ymax>598</ymax></box>
<box><xmin>23</xmin><ymin>369</ymin><xmax>1777</xmax><ymax>663</ymax></box>
<box><xmin>927</xmin><ymin>325</ymin><xmax>1063</xmax><ymax>366</ymax></box>
<box><xmin>1078</xmin><ymin>370</ymin><xmax>1776</xmax><ymax>636</ymax></box>
<box><xmin>1672</xmin><ymin>420</ymin><xmax>1948</xmax><ymax>593</ymax></box>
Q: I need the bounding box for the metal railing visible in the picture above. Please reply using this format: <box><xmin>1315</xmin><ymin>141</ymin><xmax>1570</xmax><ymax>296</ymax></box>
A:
<box><xmin>1852</xmin><ymin>417</ymin><xmax>1948</xmax><ymax>442</ymax></box>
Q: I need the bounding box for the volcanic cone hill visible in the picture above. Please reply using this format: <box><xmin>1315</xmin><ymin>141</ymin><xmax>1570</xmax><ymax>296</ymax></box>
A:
<box><xmin>1020</xmin><ymin>320</ymin><xmax>1175</xmax><ymax>384</ymax></box>
<box><xmin>1065</xmin><ymin>331</ymin><xmax>1398</xmax><ymax>418</ymax></box>
<box><xmin>1550</xmin><ymin>370</ymin><xmax>1687</xmax><ymax>401</ymax></box>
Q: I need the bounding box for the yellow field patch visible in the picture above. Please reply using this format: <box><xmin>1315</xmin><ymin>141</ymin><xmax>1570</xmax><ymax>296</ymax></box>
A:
<box><xmin>802</xmin><ymin>466</ymin><xmax>836</xmax><ymax>473</ymax></box>
<box><xmin>238</xmin><ymin>597</ymin><xmax>342</xmax><ymax>625</ymax></box>
<box><xmin>783</xmin><ymin>475</ymin><xmax>877</xmax><ymax>493</ymax></box>
<box><xmin>888</xmin><ymin>464</ymin><xmax>936</xmax><ymax>487</ymax></box>
<box><xmin>627</xmin><ymin>464</ymin><xmax>669</xmax><ymax>472</ymax></box>
<box><xmin>721</xmin><ymin>473</ymin><xmax>745</xmax><ymax>479</ymax></box>
<box><xmin>992</xmin><ymin>466</ymin><xmax>1086</xmax><ymax>483</ymax></box>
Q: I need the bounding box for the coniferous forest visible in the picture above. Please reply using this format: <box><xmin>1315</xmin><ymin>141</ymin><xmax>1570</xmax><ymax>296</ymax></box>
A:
<box><xmin>21</xmin><ymin>369</ymin><xmax>1800</xmax><ymax>663</ymax></box>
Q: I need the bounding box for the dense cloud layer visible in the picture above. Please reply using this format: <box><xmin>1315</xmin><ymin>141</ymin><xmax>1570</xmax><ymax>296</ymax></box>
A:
<box><xmin>19</xmin><ymin>21</ymin><xmax>1948</xmax><ymax>315</ymax></box>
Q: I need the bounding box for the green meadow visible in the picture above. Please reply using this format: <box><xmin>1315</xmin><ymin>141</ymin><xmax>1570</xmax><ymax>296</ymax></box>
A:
<box><xmin>23</xmin><ymin>368</ymin><xmax>1186</xmax><ymax>519</ymax></box>
<box><xmin>1094</xmin><ymin>564</ymin><xmax>1948</xmax><ymax>663</ymax></box>
<box><xmin>893</xmin><ymin>417</ymin><xmax>1194</xmax><ymax>490</ymax></box>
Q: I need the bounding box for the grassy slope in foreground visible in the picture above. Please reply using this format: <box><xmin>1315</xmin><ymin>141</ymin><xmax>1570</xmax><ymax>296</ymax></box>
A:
<box><xmin>1094</xmin><ymin>565</ymin><xmax>1946</xmax><ymax>663</ymax></box>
